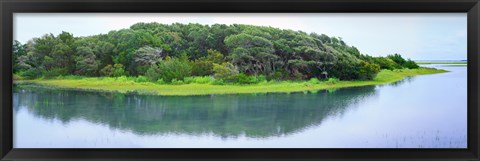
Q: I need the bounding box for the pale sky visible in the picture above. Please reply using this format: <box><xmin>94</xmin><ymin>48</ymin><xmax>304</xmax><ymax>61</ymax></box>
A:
<box><xmin>13</xmin><ymin>13</ymin><xmax>467</xmax><ymax>60</ymax></box>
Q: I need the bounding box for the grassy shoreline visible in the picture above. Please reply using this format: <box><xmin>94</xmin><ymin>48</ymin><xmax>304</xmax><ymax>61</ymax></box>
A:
<box><xmin>15</xmin><ymin>68</ymin><xmax>448</xmax><ymax>96</ymax></box>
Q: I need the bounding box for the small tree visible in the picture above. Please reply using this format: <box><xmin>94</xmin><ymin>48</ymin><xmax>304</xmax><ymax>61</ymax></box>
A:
<box><xmin>213</xmin><ymin>62</ymin><xmax>238</xmax><ymax>80</ymax></box>
<box><xmin>100</xmin><ymin>64</ymin><xmax>115</xmax><ymax>77</ymax></box>
<box><xmin>387</xmin><ymin>53</ymin><xmax>407</xmax><ymax>67</ymax></box>
<box><xmin>359</xmin><ymin>61</ymin><xmax>380</xmax><ymax>80</ymax></box>
<box><xmin>404</xmin><ymin>59</ymin><xmax>420</xmax><ymax>69</ymax></box>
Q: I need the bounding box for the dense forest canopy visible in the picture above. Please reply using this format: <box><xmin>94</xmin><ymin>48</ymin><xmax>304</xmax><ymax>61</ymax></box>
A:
<box><xmin>13</xmin><ymin>22</ymin><xmax>419</xmax><ymax>84</ymax></box>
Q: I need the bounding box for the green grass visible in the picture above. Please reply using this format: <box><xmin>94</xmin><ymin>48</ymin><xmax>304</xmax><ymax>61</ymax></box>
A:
<box><xmin>15</xmin><ymin>67</ymin><xmax>448</xmax><ymax>96</ymax></box>
<box><xmin>416</xmin><ymin>62</ymin><xmax>467</xmax><ymax>64</ymax></box>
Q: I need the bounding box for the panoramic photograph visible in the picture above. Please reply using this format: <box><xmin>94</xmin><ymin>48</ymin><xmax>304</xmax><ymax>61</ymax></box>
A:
<box><xmin>12</xmin><ymin>13</ymin><xmax>467</xmax><ymax>148</ymax></box>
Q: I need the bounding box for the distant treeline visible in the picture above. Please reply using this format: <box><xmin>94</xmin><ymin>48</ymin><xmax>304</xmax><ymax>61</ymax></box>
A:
<box><xmin>13</xmin><ymin>22</ymin><xmax>419</xmax><ymax>83</ymax></box>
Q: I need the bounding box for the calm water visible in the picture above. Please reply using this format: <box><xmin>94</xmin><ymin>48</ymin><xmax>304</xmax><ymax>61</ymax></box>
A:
<box><xmin>13</xmin><ymin>65</ymin><xmax>467</xmax><ymax>148</ymax></box>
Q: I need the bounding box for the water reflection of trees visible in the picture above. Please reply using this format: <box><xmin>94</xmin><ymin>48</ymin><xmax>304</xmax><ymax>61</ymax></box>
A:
<box><xmin>14</xmin><ymin>86</ymin><xmax>377</xmax><ymax>138</ymax></box>
<box><xmin>388</xmin><ymin>76</ymin><xmax>415</xmax><ymax>87</ymax></box>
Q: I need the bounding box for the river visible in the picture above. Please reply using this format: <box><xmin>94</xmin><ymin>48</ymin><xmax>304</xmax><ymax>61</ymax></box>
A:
<box><xmin>13</xmin><ymin>64</ymin><xmax>467</xmax><ymax>148</ymax></box>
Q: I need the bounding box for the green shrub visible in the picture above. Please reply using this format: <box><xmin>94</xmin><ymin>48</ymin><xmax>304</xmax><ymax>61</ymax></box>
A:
<box><xmin>183</xmin><ymin>77</ymin><xmax>194</xmax><ymax>84</ymax></box>
<box><xmin>112</xmin><ymin>64</ymin><xmax>126</xmax><ymax>77</ymax></box>
<box><xmin>404</xmin><ymin>59</ymin><xmax>419</xmax><ymax>69</ymax></box>
<box><xmin>156</xmin><ymin>78</ymin><xmax>166</xmax><ymax>84</ymax></box>
<box><xmin>100</xmin><ymin>65</ymin><xmax>114</xmax><ymax>76</ymax></box>
<box><xmin>191</xmin><ymin>60</ymin><xmax>214</xmax><ymax>76</ymax></box>
<box><xmin>387</xmin><ymin>54</ymin><xmax>407</xmax><ymax>66</ymax></box>
<box><xmin>146</xmin><ymin>64</ymin><xmax>161</xmax><ymax>81</ymax></box>
<box><xmin>116</xmin><ymin>76</ymin><xmax>129</xmax><ymax>82</ymax></box>
<box><xmin>135</xmin><ymin>76</ymin><xmax>148</xmax><ymax>83</ymax></box>
<box><xmin>268</xmin><ymin>71</ymin><xmax>286</xmax><ymax>80</ymax></box>
<box><xmin>211</xmin><ymin>79</ymin><xmax>225</xmax><ymax>85</ymax></box>
<box><xmin>42</xmin><ymin>68</ymin><xmax>69</xmax><ymax>78</ymax></box>
<box><xmin>256</xmin><ymin>75</ymin><xmax>267</xmax><ymax>82</ymax></box>
<box><xmin>171</xmin><ymin>79</ymin><xmax>184</xmax><ymax>85</ymax></box>
<box><xmin>184</xmin><ymin>76</ymin><xmax>215</xmax><ymax>84</ymax></box>
<box><xmin>373</xmin><ymin>57</ymin><xmax>400</xmax><ymax>70</ymax></box>
<box><xmin>359</xmin><ymin>61</ymin><xmax>380</xmax><ymax>80</ymax></box>
<box><xmin>19</xmin><ymin>68</ymin><xmax>42</xmax><ymax>79</ymax></box>
<box><xmin>213</xmin><ymin>62</ymin><xmax>238</xmax><ymax>80</ymax></box>
<box><xmin>146</xmin><ymin>55</ymin><xmax>192</xmax><ymax>82</ymax></box>
<box><xmin>326</xmin><ymin>77</ymin><xmax>339</xmax><ymax>85</ymax></box>
<box><xmin>225</xmin><ymin>73</ymin><xmax>258</xmax><ymax>84</ymax></box>
<box><xmin>308</xmin><ymin>78</ymin><xmax>321</xmax><ymax>84</ymax></box>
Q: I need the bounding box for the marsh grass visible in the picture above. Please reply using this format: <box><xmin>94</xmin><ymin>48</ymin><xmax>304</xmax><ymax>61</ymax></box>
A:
<box><xmin>16</xmin><ymin>68</ymin><xmax>447</xmax><ymax>96</ymax></box>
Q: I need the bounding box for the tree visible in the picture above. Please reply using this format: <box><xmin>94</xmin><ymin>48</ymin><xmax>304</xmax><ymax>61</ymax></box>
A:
<box><xmin>213</xmin><ymin>62</ymin><xmax>238</xmax><ymax>80</ymax></box>
<box><xmin>373</xmin><ymin>57</ymin><xmax>400</xmax><ymax>70</ymax></box>
<box><xmin>13</xmin><ymin>22</ymin><xmax>415</xmax><ymax>82</ymax></box>
<box><xmin>358</xmin><ymin>61</ymin><xmax>380</xmax><ymax>80</ymax></box>
<box><xmin>224</xmin><ymin>33</ymin><xmax>276</xmax><ymax>76</ymax></box>
<box><xmin>404</xmin><ymin>59</ymin><xmax>420</xmax><ymax>69</ymax></box>
<box><xmin>74</xmin><ymin>46</ymin><xmax>100</xmax><ymax>76</ymax></box>
<box><xmin>191</xmin><ymin>49</ymin><xmax>225</xmax><ymax>76</ymax></box>
<box><xmin>145</xmin><ymin>54</ymin><xmax>192</xmax><ymax>82</ymax></box>
<box><xmin>387</xmin><ymin>53</ymin><xmax>407</xmax><ymax>67</ymax></box>
<box><xmin>13</xmin><ymin>40</ymin><xmax>27</xmax><ymax>73</ymax></box>
<box><xmin>133</xmin><ymin>46</ymin><xmax>164</xmax><ymax>74</ymax></box>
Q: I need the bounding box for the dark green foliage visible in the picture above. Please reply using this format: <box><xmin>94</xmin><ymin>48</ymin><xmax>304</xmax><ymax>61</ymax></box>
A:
<box><xmin>145</xmin><ymin>55</ymin><xmax>192</xmax><ymax>82</ymax></box>
<box><xmin>13</xmin><ymin>40</ymin><xmax>27</xmax><ymax>73</ymax></box>
<box><xmin>358</xmin><ymin>61</ymin><xmax>380</xmax><ymax>80</ymax></box>
<box><xmin>19</xmin><ymin>68</ymin><xmax>42</xmax><ymax>79</ymax></box>
<box><xmin>135</xmin><ymin>76</ymin><xmax>148</xmax><ymax>83</ymax></box>
<box><xmin>191</xmin><ymin>49</ymin><xmax>224</xmax><ymax>76</ymax></box>
<box><xmin>133</xmin><ymin>46</ymin><xmax>164</xmax><ymax>74</ymax></box>
<box><xmin>112</xmin><ymin>64</ymin><xmax>126</xmax><ymax>77</ymax></box>
<box><xmin>100</xmin><ymin>65</ymin><xmax>115</xmax><ymax>77</ymax></box>
<box><xmin>13</xmin><ymin>22</ymin><xmax>418</xmax><ymax>82</ymax></box>
<box><xmin>387</xmin><ymin>53</ymin><xmax>407</xmax><ymax>67</ymax></box>
<box><xmin>213</xmin><ymin>62</ymin><xmax>238</xmax><ymax>80</ymax></box>
<box><xmin>372</xmin><ymin>57</ymin><xmax>400</xmax><ymax>70</ymax></box>
<box><xmin>145</xmin><ymin>64</ymin><xmax>162</xmax><ymax>81</ymax></box>
<box><xmin>42</xmin><ymin>68</ymin><xmax>69</xmax><ymax>78</ymax></box>
<box><xmin>387</xmin><ymin>54</ymin><xmax>420</xmax><ymax>69</ymax></box>
<box><xmin>404</xmin><ymin>59</ymin><xmax>420</xmax><ymax>69</ymax></box>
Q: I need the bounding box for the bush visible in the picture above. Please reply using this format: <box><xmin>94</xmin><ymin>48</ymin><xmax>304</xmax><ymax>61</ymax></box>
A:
<box><xmin>112</xmin><ymin>64</ymin><xmax>126</xmax><ymax>77</ymax></box>
<box><xmin>146</xmin><ymin>64</ymin><xmax>161</xmax><ymax>81</ymax></box>
<box><xmin>404</xmin><ymin>59</ymin><xmax>419</xmax><ymax>69</ymax></box>
<box><xmin>171</xmin><ymin>79</ymin><xmax>184</xmax><ymax>85</ymax></box>
<box><xmin>19</xmin><ymin>68</ymin><xmax>42</xmax><ymax>79</ymax></box>
<box><xmin>267</xmin><ymin>70</ymin><xmax>286</xmax><ymax>80</ymax></box>
<box><xmin>183</xmin><ymin>76</ymin><xmax>215</xmax><ymax>84</ymax></box>
<box><xmin>156</xmin><ymin>78</ymin><xmax>166</xmax><ymax>84</ymax></box>
<box><xmin>42</xmin><ymin>68</ymin><xmax>69</xmax><ymax>78</ymax></box>
<box><xmin>213</xmin><ymin>62</ymin><xmax>238</xmax><ymax>80</ymax></box>
<box><xmin>308</xmin><ymin>78</ymin><xmax>321</xmax><ymax>84</ymax></box>
<box><xmin>256</xmin><ymin>75</ymin><xmax>267</xmax><ymax>82</ymax></box>
<box><xmin>211</xmin><ymin>79</ymin><xmax>225</xmax><ymax>85</ymax></box>
<box><xmin>373</xmin><ymin>57</ymin><xmax>400</xmax><ymax>70</ymax></box>
<box><xmin>329</xmin><ymin>58</ymin><xmax>361</xmax><ymax>80</ymax></box>
<box><xmin>326</xmin><ymin>77</ymin><xmax>339</xmax><ymax>85</ymax></box>
<box><xmin>387</xmin><ymin>53</ymin><xmax>407</xmax><ymax>66</ymax></box>
<box><xmin>183</xmin><ymin>77</ymin><xmax>194</xmax><ymax>84</ymax></box>
<box><xmin>135</xmin><ymin>76</ymin><xmax>148</xmax><ymax>83</ymax></box>
<box><xmin>100</xmin><ymin>65</ymin><xmax>114</xmax><ymax>76</ymax></box>
<box><xmin>191</xmin><ymin>60</ymin><xmax>214</xmax><ymax>76</ymax></box>
<box><xmin>146</xmin><ymin>55</ymin><xmax>192</xmax><ymax>82</ymax></box>
<box><xmin>116</xmin><ymin>76</ymin><xmax>129</xmax><ymax>82</ymax></box>
<box><xmin>358</xmin><ymin>61</ymin><xmax>380</xmax><ymax>80</ymax></box>
<box><xmin>225</xmin><ymin>73</ymin><xmax>263</xmax><ymax>84</ymax></box>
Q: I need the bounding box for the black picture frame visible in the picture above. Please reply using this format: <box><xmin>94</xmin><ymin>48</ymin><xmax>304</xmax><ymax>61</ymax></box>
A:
<box><xmin>1</xmin><ymin>0</ymin><xmax>479</xmax><ymax>160</ymax></box>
